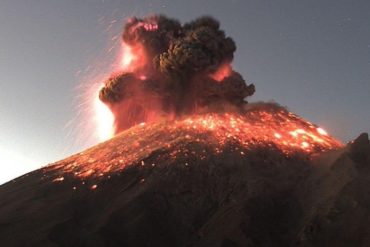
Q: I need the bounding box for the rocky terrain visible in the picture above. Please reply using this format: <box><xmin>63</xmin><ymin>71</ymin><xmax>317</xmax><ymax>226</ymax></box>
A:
<box><xmin>0</xmin><ymin>105</ymin><xmax>369</xmax><ymax>247</ymax></box>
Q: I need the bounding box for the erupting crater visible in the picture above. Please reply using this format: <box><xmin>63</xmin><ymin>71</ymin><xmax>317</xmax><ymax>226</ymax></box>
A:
<box><xmin>48</xmin><ymin>103</ymin><xmax>342</xmax><ymax>181</ymax></box>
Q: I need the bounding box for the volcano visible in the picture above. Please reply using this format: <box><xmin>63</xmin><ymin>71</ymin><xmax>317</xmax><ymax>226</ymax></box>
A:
<box><xmin>1</xmin><ymin>103</ymin><xmax>369</xmax><ymax>247</ymax></box>
<box><xmin>2</xmin><ymin>14</ymin><xmax>370</xmax><ymax>247</ymax></box>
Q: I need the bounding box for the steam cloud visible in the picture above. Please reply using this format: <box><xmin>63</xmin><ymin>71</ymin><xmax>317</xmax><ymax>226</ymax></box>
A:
<box><xmin>99</xmin><ymin>15</ymin><xmax>255</xmax><ymax>133</ymax></box>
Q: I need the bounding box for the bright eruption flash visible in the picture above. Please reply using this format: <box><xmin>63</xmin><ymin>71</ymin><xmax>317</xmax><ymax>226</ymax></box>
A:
<box><xmin>92</xmin><ymin>42</ymin><xmax>147</xmax><ymax>141</ymax></box>
<box><xmin>118</xmin><ymin>43</ymin><xmax>147</xmax><ymax>73</ymax></box>
<box><xmin>119</xmin><ymin>44</ymin><xmax>134</xmax><ymax>69</ymax></box>
<box><xmin>94</xmin><ymin>87</ymin><xmax>114</xmax><ymax>141</ymax></box>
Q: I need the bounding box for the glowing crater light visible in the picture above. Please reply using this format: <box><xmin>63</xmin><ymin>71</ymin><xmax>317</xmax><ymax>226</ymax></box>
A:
<box><xmin>94</xmin><ymin>92</ymin><xmax>114</xmax><ymax>141</ymax></box>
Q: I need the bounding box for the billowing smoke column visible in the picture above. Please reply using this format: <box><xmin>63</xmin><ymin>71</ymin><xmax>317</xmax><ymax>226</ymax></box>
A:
<box><xmin>99</xmin><ymin>15</ymin><xmax>255</xmax><ymax>134</ymax></box>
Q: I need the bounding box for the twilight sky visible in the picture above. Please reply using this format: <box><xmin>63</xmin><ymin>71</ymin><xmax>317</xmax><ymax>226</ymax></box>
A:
<box><xmin>0</xmin><ymin>0</ymin><xmax>369</xmax><ymax>184</ymax></box>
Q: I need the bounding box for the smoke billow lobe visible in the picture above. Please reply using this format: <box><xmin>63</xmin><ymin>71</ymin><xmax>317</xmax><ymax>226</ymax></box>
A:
<box><xmin>99</xmin><ymin>15</ymin><xmax>255</xmax><ymax>133</ymax></box>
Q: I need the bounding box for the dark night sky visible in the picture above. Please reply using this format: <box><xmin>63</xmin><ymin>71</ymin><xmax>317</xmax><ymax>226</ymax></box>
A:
<box><xmin>0</xmin><ymin>0</ymin><xmax>369</xmax><ymax>184</ymax></box>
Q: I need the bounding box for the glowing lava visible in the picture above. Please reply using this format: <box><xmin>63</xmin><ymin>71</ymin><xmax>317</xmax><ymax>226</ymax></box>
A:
<box><xmin>49</xmin><ymin>104</ymin><xmax>342</xmax><ymax>180</ymax></box>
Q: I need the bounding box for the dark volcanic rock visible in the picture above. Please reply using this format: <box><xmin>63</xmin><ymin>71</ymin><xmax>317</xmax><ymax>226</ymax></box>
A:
<box><xmin>296</xmin><ymin>133</ymin><xmax>370</xmax><ymax>247</ymax></box>
<box><xmin>0</xmin><ymin>128</ymin><xmax>369</xmax><ymax>246</ymax></box>
<box><xmin>349</xmin><ymin>133</ymin><xmax>370</xmax><ymax>166</ymax></box>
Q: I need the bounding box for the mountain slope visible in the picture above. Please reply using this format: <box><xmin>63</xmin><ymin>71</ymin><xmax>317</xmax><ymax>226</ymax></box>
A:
<box><xmin>0</xmin><ymin>104</ymin><xmax>368</xmax><ymax>247</ymax></box>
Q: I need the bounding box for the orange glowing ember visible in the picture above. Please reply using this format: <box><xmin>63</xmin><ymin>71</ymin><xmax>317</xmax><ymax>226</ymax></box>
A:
<box><xmin>48</xmin><ymin>105</ymin><xmax>342</xmax><ymax>180</ymax></box>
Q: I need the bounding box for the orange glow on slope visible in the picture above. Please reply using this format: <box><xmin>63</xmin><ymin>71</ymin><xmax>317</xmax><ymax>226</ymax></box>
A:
<box><xmin>49</xmin><ymin>106</ymin><xmax>342</xmax><ymax>180</ymax></box>
<box><xmin>317</xmin><ymin>127</ymin><xmax>328</xmax><ymax>136</ymax></box>
<box><xmin>179</xmin><ymin>112</ymin><xmax>341</xmax><ymax>154</ymax></box>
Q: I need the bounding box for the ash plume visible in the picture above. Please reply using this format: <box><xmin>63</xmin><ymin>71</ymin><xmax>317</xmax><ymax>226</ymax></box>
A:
<box><xmin>99</xmin><ymin>15</ymin><xmax>255</xmax><ymax>133</ymax></box>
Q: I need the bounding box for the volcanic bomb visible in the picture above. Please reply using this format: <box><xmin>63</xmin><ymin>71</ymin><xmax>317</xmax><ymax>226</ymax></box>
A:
<box><xmin>0</xmin><ymin>15</ymin><xmax>369</xmax><ymax>247</ymax></box>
